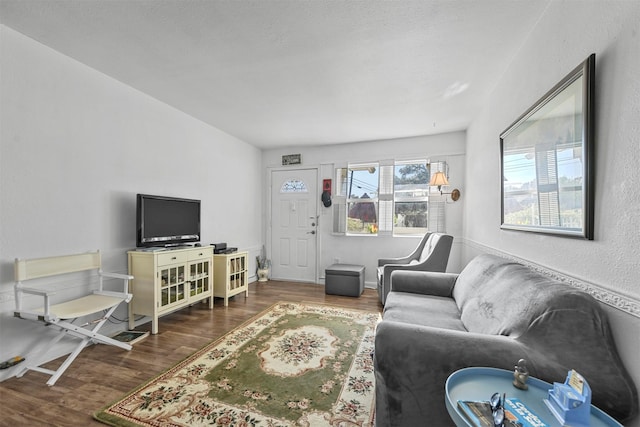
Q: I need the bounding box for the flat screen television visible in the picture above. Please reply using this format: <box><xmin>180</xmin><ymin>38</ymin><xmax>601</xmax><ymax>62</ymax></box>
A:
<box><xmin>136</xmin><ymin>194</ymin><xmax>201</xmax><ymax>248</ymax></box>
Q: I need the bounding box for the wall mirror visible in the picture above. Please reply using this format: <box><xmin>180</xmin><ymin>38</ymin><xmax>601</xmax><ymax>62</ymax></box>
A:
<box><xmin>500</xmin><ymin>54</ymin><xmax>595</xmax><ymax>239</ymax></box>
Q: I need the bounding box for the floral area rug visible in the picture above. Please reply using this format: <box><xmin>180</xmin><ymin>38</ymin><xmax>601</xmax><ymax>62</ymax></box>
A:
<box><xmin>94</xmin><ymin>302</ymin><xmax>380</xmax><ymax>426</ymax></box>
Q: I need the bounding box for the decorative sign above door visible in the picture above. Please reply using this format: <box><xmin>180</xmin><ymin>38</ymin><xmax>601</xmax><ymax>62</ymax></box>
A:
<box><xmin>282</xmin><ymin>154</ymin><xmax>302</xmax><ymax>165</ymax></box>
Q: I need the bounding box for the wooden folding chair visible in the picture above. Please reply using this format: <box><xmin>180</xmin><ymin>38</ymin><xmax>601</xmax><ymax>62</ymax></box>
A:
<box><xmin>13</xmin><ymin>251</ymin><xmax>133</xmax><ymax>386</ymax></box>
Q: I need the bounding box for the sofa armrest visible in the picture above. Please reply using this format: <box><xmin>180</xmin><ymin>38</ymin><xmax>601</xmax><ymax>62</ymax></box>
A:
<box><xmin>390</xmin><ymin>270</ymin><xmax>458</xmax><ymax>297</ymax></box>
<box><xmin>374</xmin><ymin>320</ymin><xmax>531</xmax><ymax>427</ymax></box>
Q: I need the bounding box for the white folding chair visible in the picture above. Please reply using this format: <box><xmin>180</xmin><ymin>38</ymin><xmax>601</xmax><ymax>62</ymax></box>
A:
<box><xmin>13</xmin><ymin>251</ymin><xmax>133</xmax><ymax>386</ymax></box>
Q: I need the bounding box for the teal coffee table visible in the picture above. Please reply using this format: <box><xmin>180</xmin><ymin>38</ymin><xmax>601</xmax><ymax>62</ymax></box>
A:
<box><xmin>445</xmin><ymin>367</ymin><xmax>622</xmax><ymax>427</ymax></box>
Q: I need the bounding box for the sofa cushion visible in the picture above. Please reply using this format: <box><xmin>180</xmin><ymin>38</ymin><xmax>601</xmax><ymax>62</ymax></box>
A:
<box><xmin>452</xmin><ymin>254</ymin><xmax>589</xmax><ymax>337</ymax></box>
<box><xmin>384</xmin><ymin>291</ymin><xmax>466</xmax><ymax>331</ymax></box>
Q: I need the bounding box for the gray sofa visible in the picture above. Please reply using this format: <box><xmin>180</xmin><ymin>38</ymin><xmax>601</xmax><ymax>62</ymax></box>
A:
<box><xmin>374</xmin><ymin>254</ymin><xmax>638</xmax><ymax>426</ymax></box>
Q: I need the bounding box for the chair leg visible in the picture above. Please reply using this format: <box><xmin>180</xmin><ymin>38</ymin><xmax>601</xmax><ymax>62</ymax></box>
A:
<box><xmin>45</xmin><ymin>317</ymin><xmax>132</xmax><ymax>386</ymax></box>
<box><xmin>15</xmin><ymin>328</ymin><xmax>67</xmax><ymax>379</ymax></box>
<box><xmin>18</xmin><ymin>306</ymin><xmax>132</xmax><ymax>386</ymax></box>
<box><xmin>46</xmin><ymin>336</ymin><xmax>91</xmax><ymax>386</ymax></box>
<box><xmin>57</xmin><ymin>318</ymin><xmax>132</xmax><ymax>351</ymax></box>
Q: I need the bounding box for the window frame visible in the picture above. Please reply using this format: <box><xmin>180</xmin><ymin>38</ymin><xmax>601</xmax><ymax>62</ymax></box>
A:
<box><xmin>392</xmin><ymin>159</ymin><xmax>430</xmax><ymax>236</ymax></box>
<box><xmin>345</xmin><ymin>162</ymin><xmax>380</xmax><ymax>236</ymax></box>
<box><xmin>332</xmin><ymin>159</ymin><xmax>447</xmax><ymax>236</ymax></box>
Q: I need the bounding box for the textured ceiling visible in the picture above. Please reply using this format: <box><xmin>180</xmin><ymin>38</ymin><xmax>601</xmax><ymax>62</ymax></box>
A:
<box><xmin>0</xmin><ymin>0</ymin><xmax>550</xmax><ymax>149</ymax></box>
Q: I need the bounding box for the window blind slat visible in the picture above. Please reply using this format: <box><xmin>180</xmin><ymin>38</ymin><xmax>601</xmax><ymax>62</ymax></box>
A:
<box><xmin>379</xmin><ymin>200</ymin><xmax>393</xmax><ymax>232</ymax></box>
<box><xmin>380</xmin><ymin>164</ymin><xmax>394</xmax><ymax>197</ymax></box>
<box><xmin>428</xmin><ymin>196</ymin><xmax>446</xmax><ymax>233</ymax></box>
<box><xmin>333</xmin><ymin>201</ymin><xmax>346</xmax><ymax>233</ymax></box>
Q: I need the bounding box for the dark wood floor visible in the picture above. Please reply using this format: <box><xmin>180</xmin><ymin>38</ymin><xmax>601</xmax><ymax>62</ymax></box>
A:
<box><xmin>0</xmin><ymin>281</ymin><xmax>382</xmax><ymax>426</ymax></box>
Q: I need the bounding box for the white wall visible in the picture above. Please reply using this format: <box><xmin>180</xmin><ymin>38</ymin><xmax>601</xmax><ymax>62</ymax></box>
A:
<box><xmin>463</xmin><ymin>2</ymin><xmax>640</xmax><ymax>425</ymax></box>
<box><xmin>0</xmin><ymin>26</ymin><xmax>263</xmax><ymax>381</ymax></box>
<box><xmin>262</xmin><ymin>132</ymin><xmax>465</xmax><ymax>286</ymax></box>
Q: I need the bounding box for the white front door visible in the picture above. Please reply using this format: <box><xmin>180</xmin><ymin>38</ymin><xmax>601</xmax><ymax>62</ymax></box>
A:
<box><xmin>270</xmin><ymin>168</ymin><xmax>318</xmax><ymax>282</ymax></box>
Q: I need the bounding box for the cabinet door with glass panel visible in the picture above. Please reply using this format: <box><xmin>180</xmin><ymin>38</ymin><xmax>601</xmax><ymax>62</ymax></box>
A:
<box><xmin>188</xmin><ymin>257</ymin><xmax>211</xmax><ymax>298</ymax></box>
<box><xmin>160</xmin><ymin>263</ymin><xmax>186</xmax><ymax>307</ymax></box>
<box><xmin>213</xmin><ymin>251</ymin><xmax>248</xmax><ymax>306</ymax></box>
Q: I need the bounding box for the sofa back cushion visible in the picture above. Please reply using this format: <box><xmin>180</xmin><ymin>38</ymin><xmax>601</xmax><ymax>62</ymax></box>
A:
<box><xmin>452</xmin><ymin>254</ymin><xmax>599</xmax><ymax>337</ymax></box>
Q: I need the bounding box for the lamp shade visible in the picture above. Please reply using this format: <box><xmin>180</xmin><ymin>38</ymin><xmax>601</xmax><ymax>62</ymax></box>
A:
<box><xmin>429</xmin><ymin>171</ymin><xmax>449</xmax><ymax>187</ymax></box>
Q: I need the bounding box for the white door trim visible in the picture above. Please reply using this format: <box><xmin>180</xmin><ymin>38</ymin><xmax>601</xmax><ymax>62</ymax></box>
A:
<box><xmin>267</xmin><ymin>166</ymin><xmax>320</xmax><ymax>283</ymax></box>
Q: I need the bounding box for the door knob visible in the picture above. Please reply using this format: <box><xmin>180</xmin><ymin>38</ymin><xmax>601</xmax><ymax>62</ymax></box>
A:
<box><xmin>307</xmin><ymin>230</ymin><xmax>316</xmax><ymax>235</ymax></box>
<box><xmin>311</xmin><ymin>222</ymin><xmax>316</xmax><ymax>226</ymax></box>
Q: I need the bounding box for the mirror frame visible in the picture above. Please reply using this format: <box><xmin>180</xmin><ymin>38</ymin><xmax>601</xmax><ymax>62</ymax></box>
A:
<box><xmin>500</xmin><ymin>54</ymin><xmax>595</xmax><ymax>239</ymax></box>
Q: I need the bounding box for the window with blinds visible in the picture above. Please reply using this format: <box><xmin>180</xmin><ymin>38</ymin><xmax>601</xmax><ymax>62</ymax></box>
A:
<box><xmin>333</xmin><ymin>160</ymin><xmax>448</xmax><ymax>236</ymax></box>
<box><xmin>346</xmin><ymin>163</ymin><xmax>379</xmax><ymax>235</ymax></box>
<box><xmin>392</xmin><ymin>160</ymin><xmax>429</xmax><ymax>235</ymax></box>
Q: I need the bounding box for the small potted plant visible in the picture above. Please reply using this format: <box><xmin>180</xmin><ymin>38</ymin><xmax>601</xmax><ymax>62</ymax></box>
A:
<box><xmin>256</xmin><ymin>247</ymin><xmax>271</xmax><ymax>282</ymax></box>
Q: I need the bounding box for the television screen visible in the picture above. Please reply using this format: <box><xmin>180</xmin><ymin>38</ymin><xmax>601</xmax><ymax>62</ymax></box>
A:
<box><xmin>136</xmin><ymin>194</ymin><xmax>201</xmax><ymax>247</ymax></box>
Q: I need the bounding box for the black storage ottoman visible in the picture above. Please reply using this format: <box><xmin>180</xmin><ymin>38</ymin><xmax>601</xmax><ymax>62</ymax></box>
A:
<box><xmin>325</xmin><ymin>264</ymin><xmax>365</xmax><ymax>297</ymax></box>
